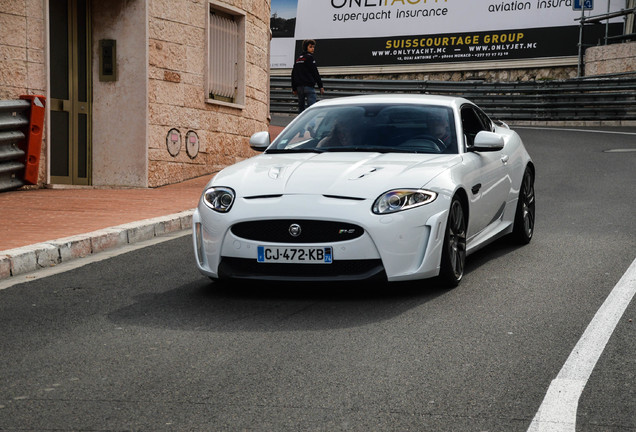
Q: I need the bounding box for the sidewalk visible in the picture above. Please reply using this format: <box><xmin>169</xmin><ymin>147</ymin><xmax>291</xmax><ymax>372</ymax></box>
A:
<box><xmin>0</xmin><ymin>119</ymin><xmax>291</xmax><ymax>280</ymax></box>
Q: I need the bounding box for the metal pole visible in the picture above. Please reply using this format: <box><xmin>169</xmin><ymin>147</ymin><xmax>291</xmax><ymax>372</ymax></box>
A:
<box><xmin>578</xmin><ymin>3</ymin><xmax>585</xmax><ymax>77</ymax></box>
<box><xmin>605</xmin><ymin>0</ymin><xmax>610</xmax><ymax>44</ymax></box>
<box><xmin>629</xmin><ymin>0</ymin><xmax>636</xmax><ymax>36</ymax></box>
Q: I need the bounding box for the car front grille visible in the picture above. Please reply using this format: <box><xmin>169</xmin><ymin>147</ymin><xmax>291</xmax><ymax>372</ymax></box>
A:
<box><xmin>230</xmin><ymin>219</ymin><xmax>364</xmax><ymax>243</ymax></box>
<box><xmin>218</xmin><ymin>257</ymin><xmax>386</xmax><ymax>281</ymax></box>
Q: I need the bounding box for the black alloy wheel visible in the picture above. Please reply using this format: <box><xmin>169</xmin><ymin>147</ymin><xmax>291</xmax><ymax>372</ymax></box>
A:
<box><xmin>439</xmin><ymin>197</ymin><xmax>467</xmax><ymax>288</ymax></box>
<box><xmin>513</xmin><ymin>167</ymin><xmax>535</xmax><ymax>244</ymax></box>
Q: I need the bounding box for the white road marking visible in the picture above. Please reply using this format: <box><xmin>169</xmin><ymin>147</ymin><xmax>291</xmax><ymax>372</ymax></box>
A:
<box><xmin>604</xmin><ymin>148</ymin><xmax>636</xmax><ymax>153</ymax></box>
<box><xmin>516</xmin><ymin>126</ymin><xmax>636</xmax><ymax>136</ymax></box>
<box><xmin>528</xmin><ymin>257</ymin><xmax>636</xmax><ymax>431</ymax></box>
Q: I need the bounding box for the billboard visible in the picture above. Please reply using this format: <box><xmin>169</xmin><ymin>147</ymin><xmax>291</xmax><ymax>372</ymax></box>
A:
<box><xmin>270</xmin><ymin>0</ymin><xmax>623</xmax><ymax>69</ymax></box>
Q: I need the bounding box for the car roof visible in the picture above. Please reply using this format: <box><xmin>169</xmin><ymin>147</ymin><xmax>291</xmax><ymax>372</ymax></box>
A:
<box><xmin>309</xmin><ymin>94</ymin><xmax>473</xmax><ymax>110</ymax></box>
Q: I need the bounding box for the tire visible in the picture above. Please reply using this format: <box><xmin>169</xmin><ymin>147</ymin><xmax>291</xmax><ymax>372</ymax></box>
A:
<box><xmin>439</xmin><ymin>197</ymin><xmax>467</xmax><ymax>288</ymax></box>
<box><xmin>512</xmin><ymin>167</ymin><xmax>535</xmax><ymax>244</ymax></box>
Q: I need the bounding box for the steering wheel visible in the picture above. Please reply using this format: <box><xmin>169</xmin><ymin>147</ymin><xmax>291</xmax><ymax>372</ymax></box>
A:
<box><xmin>400</xmin><ymin>134</ymin><xmax>444</xmax><ymax>152</ymax></box>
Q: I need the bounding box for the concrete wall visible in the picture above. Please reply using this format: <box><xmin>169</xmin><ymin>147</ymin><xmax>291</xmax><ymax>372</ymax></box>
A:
<box><xmin>585</xmin><ymin>41</ymin><xmax>636</xmax><ymax>76</ymax></box>
<box><xmin>92</xmin><ymin>0</ymin><xmax>148</xmax><ymax>187</ymax></box>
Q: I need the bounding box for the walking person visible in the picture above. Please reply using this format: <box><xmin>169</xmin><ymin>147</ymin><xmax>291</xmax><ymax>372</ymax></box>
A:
<box><xmin>291</xmin><ymin>39</ymin><xmax>325</xmax><ymax>113</ymax></box>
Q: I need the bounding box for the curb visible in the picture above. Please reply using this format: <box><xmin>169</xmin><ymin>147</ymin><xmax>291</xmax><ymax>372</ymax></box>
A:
<box><xmin>0</xmin><ymin>210</ymin><xmax>194</xmax><ymax>280</ymax></box>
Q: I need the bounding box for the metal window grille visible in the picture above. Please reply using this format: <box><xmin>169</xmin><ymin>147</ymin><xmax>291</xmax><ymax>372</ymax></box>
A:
<box><xmin>209</xmin><ymin>11</ymin><xmax>238</xmax><ymax>102</ymax></box>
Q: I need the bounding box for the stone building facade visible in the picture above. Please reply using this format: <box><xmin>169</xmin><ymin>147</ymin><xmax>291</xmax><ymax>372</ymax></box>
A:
<box><xmin>0</xmin><ymin>0</ymin><xmax>270</xmax><ymax>188</ymax></box>
<box><xmin>0</xmin><ymin>2</ymin><xmax>46</xmax><ymax>100</ymax></box>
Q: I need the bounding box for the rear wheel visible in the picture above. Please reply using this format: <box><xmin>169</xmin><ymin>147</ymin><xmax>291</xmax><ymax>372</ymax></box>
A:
<box><xmin>512</xmin><ymin>167</ymin><xmax>535</xmax><ymax>244</ymax></box>
<box><xmin>439</xmin><ymin>197</ymin><xmax>467</xmax><ymax>288</ymax></box>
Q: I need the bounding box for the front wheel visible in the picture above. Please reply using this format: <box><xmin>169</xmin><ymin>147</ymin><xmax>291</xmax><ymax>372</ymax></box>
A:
<box><xmin>438</xmin><ymin>197</ymin><xmax>467</xmax><ymax>288</ymax></box>
<box><xmin>512</xmin><ymin>167</ymin><xmax>535</xmax><ymax>244</ymax></box>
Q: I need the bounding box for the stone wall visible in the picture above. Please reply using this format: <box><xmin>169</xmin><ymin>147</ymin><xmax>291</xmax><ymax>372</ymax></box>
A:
<box><xmin>585</xmin><ymin>42</ymin><xmax>636</xmax><ymax>76</ymax></box>
<box><xmin>333</xmin><ymin>66</ymin><xmax>579</xmax><ymax>83</ymax></box>
<box><xmin>147</xmin><ymin>0</ymin><xmax>271</xmax><ymax>187</ymax></box>
<box><xmin>91</xmin><ymin>0</ymin><xmax>148</xmax><ymax>188</ymax></box>
<box><xmin>0</xmin><ymin>0</ymin><xmax>47</xmax><ymax>185</ymax></box>
<box><xmin>0</xmin><ymin>1</ymin><xmax>45</xmax><ymax>99</ymax></box>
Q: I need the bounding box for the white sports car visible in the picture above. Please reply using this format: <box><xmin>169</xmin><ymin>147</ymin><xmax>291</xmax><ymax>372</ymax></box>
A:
<box><xmin>193</xmin><ymin>94</ymin><xmax>535</xmax><ymax>286</ymax></box>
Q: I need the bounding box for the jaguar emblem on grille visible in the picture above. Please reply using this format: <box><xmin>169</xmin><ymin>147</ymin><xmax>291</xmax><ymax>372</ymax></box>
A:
<box><xmin>288</xmin><ymin>223</ymin><xmax>302</xmax><ymax>237</ymax></box>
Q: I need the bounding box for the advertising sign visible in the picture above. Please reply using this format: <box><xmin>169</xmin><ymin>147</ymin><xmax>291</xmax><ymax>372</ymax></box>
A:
<box><xmin>270</xmin><ymin>0</ymin><xmax>622</xmax><ymax>69</ymax></box>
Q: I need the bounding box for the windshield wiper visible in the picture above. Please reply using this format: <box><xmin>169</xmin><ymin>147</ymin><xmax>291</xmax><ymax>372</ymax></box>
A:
<box><xmin>265</xmin><ymin>146</ymin><xmax>434</xmax><ymax>154</ymax></box>
<box><xmin>265</xmin><ymin>148</ymin><xmax>324</xmax><ymax>154</ymax></box>
<box><xmin>322</xmin><ymin>146</ymin><xmax>418</xmax><ymax>154</ymax></box>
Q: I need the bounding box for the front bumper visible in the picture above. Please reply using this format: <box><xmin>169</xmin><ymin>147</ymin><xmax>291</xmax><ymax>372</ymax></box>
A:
<box><xmin>193</xmin><ymin>193</ymin><xmax>450</xmax><ymax>282</ymax></box>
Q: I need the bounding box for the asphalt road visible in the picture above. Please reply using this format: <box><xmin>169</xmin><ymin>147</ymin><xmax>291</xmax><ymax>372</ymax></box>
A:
<box><xmin>0</xmin><ymin>127</ymin><xmax>634</xmax><ymax>431</ymax></box>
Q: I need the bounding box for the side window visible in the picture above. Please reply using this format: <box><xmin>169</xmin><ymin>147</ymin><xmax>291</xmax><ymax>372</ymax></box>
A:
<box><xmin>460</xmin><ymin>105</ymin><xmax>488</xmax><ymax>147</ymax></box>
<box><xmin>207</xmin><ymin>2</ymin><xmax>245</xmax><ymax>108</ymax></box>
<box><xmin>476</xmin><ymin>108</ymin><xmax>494</xmax><ymax>132</ymax></box>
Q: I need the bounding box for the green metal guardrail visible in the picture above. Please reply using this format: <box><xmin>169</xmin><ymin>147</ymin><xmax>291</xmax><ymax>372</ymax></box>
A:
<box><xmin>271</xmin><ymin>75</ymin><xmax>636</xmax><ymax>122</ymax></box>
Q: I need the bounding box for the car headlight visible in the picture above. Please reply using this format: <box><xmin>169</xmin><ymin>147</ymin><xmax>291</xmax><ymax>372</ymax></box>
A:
<box><xmin>203</xmin><ymin>186</ymin><xmax>235</xmax><ymax>212</ymax></box>
<box><xmin>372</xmin><ymin>189</ymin><xmax>437</xmax><ymax>214</ymax></box>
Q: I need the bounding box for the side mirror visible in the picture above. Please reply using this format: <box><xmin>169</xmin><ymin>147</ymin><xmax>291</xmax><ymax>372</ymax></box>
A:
<box><xmin>249</xmin><ymin>131</ymin><xmax>270</xmax><ymax>152</ymax></box>
<box><xmin>472</xmin><ymin>131</ymin><xmax>504</xmax><ymax>152</ymax></box>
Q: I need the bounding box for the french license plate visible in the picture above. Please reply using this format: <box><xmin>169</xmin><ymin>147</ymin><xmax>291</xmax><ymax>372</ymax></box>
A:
<box><xmin>257</xmin><ymin>246</ymin><xmax>333</xmax><ymax>264</ymax></box>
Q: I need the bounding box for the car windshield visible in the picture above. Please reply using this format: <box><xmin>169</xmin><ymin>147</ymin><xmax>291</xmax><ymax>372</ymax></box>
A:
<box><xmin>268</xmin><ymin>103</ymin><xmax>458</xmax><ymax>154</ymax></box>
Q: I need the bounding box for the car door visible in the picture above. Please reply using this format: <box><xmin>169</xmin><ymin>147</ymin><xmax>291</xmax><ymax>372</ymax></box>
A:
<box><xmin>460</xmin><ymin>105</ymin><xmax>512</xmax><ymax>239</ymax></box>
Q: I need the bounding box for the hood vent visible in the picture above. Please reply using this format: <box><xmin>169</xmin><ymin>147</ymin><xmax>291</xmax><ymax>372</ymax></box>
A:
<box><xmin>323</xmin><ymin>194</ymin><xmax>365</xmax><ymax>201</ymax></box>
<box><xmin>244</xmin><ymin>194</ymin><xmax>283</xmax><ymax>200</ymax></box>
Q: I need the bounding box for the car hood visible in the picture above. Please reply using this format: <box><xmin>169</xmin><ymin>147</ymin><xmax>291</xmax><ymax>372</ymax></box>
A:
<box><xmin>211</xmin><ymin>152</ymin><xmax>462</xmax><ymax>198</ymax></box>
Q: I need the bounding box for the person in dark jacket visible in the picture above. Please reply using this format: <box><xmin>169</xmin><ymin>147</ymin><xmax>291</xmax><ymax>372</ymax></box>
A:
<box><xmin>291</xmin><ymin>39</ymin><xmax>325</xmax><ymax>113</ymax></box>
